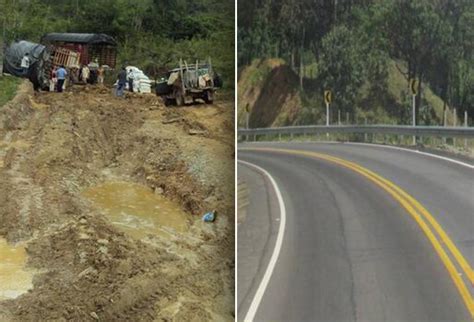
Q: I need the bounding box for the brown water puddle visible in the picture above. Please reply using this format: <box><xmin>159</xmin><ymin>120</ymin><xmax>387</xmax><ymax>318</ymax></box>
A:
<box><xmin>82</xmin><ymin>182</ymin><xmax>188</xmax><ymax>239</ymax></box>
<box><xmin>0</xmin><ymin>239</ymin><xmax>34</xmax><ymax>300</ymax></box>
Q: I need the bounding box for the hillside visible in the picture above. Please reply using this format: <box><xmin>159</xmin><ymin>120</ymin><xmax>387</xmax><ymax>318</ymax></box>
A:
<box><xmin>238</xmin><ymin>0</ymin><xmax>473</xmax><ymax>127</ymax></box>
<box><xmin>237</xmin><ymin>59</ymin><xmax>302</xmax><ymax>128</ymax></box>
<box><xmin>238</xmin><ymin>59</ymin><xmax>454</xmax><ymax>127</ymax></box>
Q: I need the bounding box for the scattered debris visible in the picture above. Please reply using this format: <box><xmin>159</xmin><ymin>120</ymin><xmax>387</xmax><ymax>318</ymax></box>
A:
<box><xmin>202</xmin><ymin>211</ymin><xmax>216</xmax><ymax>222</ymax></box>
<box><xmin>162</xmin><ymin>117</ymin><xmax>182</xmax><ymax>124</ymax></box>
<box><xmin>188</xmin><ymin>129</ymin><xmax>207</xmax><ymax>135</ymax></box>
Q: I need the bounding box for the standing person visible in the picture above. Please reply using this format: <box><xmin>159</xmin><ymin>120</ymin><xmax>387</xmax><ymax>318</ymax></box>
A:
<box><xmin>97</xmin><ymin>65</ymin><xmax>105</xmax><ymax>85</ymax></box>
<box><xmin>127</xmin><ymin>68</ymin><xmax>134</xmax><ymax>92</ymax></box>
<box><xmin>82</xmin><ymin>64</ymin><xmax>90</xmax><ymax>83</ymax></box>
<box><xmin>49</xmin><ymin>67</ymin><xmax>57</xmax><ymax>92</ymax></box>
<box><xmin>116</xmin><ymin>66</ymin><xmax>127</xmax><ymax>97</ymax></box>
<box><xmin>20</xmin><ymin>53</ymin><xmax>30</xmax><ymax>76</ymax></box>
<box><xmin>70</xmin><ymin>66</ymin><xmax>79</xmax><ymax>84</ymax></box>
<box><xmin>56</xmin><ymin>65</ymin><xmax>67</xmax><ymax>93</ymax></box>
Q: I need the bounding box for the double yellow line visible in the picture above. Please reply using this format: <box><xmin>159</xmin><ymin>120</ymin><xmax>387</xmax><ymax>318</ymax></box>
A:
<box><xmin>242</xmin><ymin>147</ymin><xmax>474</xmax><ymax>318</ymax></box>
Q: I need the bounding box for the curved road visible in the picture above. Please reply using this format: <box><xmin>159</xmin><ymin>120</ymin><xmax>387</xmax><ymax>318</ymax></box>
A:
<box><xmin>237</xmin><ymin>142</ymin><xmax>474</xmax><ymax>321</ymax></box>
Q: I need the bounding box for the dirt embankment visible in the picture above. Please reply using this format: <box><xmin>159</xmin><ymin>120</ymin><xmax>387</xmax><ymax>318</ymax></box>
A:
<box><xmin>0</xmin><ymin>82</ymin><xmax>235</xmax><ymax>321</ymax></box>
<box><xmin>237</xmin><ymin>59</ymin><xmax>302</xmax><ymax>128</ymax></box>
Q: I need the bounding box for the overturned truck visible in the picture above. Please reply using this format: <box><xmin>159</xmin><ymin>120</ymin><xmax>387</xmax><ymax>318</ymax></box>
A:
<box><xmin>2</xmin><ymin>33</ymin><xmax>117</xmax><ymax>90</ymax></box>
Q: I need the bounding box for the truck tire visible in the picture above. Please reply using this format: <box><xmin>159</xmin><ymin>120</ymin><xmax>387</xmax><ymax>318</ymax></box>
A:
<box><xmin>163</xmin><ymin>97</ymin><xmax>172</xmax><ymax>106</ymax></box>
<box><xmin>175</xmin><ymin>93</ymin><xmax>185</xmax><ymax>106</ymax></box>
<box><xmin>203</xmin><ymin>91</ymin><xmax>214</xmax><ymax>104</ymax></box>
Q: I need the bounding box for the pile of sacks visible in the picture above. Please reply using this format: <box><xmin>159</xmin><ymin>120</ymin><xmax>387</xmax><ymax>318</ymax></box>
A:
<box><xmin>126</xmin><ymin>66</ymin><xmax>152</xmax><ymax>93</ymax></box>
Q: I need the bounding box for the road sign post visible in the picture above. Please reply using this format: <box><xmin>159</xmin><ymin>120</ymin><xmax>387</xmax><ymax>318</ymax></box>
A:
<box><xmin>454</xmin><ymin>108</ymin><xmax>457</xmax><ymax>146</ymax></box>
<box><xmin>464</xmin><ymin>111</ymin><xmax>468</xmax><ymax>149</ymax></box>
<box><xmin>411</xmin><ymin>79</ymin><xmax>417</xmax><ymax>145</ymax></box>
<box><xmin>324</xmin><ymin>90</ymin><xmax>332</xmax><ymax>139</ymax></box>
<box><xmin>326</xmin><ymin>102</ymin><xmax>329</xmax><ymax>126</ymax></box>
<box><xmin>443</xmin><ymin>108</ymin><xmax>448</xmax><ymax>144</ymax></box>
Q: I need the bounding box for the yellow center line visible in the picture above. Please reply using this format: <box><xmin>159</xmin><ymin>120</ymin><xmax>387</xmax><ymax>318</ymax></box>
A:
<box><xmin>241</xmin><ymin>147</ymin><xmax>474</xmax><ymax>318</ymax></box>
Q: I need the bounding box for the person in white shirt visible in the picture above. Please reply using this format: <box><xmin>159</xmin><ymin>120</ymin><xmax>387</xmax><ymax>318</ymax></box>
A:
<box><xmin>81</xmin><ymin>65</ymin><xmax>90</xmax><ymax>83</ymax></box>
<box><xmin>20</xmin><ymin>53</ymin><xmax>30</xmax><ymax>76</ymax></box>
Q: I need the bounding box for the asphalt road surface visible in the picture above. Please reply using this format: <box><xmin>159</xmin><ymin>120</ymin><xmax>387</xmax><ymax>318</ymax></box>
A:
<box><xmin>237</xmin><ymin>142</ymin><xmax>473</xmax><ymax>321</ymax></box>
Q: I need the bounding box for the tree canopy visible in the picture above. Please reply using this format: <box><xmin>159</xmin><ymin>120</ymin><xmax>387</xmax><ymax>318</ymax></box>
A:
<box><xmin>239</xmin><ymin>0</ymin><xmax>474</xmax><ymax>124</ymax></box>
<box><xmin>0</xmin><ymin>0</ymin><xmax>234</xmax><ymax>87</ymax></box>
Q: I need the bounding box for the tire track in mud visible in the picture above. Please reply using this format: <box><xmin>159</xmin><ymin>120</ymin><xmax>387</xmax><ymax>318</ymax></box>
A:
<box><xmin>0</xmin><ymin>82</ymin><xmax>234</xmax><ymax>321</ymax></box>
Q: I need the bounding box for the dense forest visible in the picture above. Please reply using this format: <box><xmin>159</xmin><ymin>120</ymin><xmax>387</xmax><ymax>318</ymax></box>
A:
<box><xmin>0</xmin><ymin>0</ymin><xmax>234</xmax><ymax>88</ymax></box>
<box><xmin>238</xmin><ymin>0</ymin><xmax>474</xmax><ymax>125</ymax></box>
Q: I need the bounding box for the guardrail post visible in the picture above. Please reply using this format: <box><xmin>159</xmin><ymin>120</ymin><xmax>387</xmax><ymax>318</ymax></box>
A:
<box><xmin>346</xmin><ymin>112</ymin><xmax>349</xmax><ymax>125</ymax></box>
<box><xmin>338</xmin><ymin>110</ymin><xmax>341</xmax><ymax>125</ymax></box>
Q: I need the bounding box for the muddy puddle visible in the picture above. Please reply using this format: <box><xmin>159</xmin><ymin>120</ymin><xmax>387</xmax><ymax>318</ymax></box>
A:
<box><xmin>82</xmin><ymin>182</ymin><xmax>189</xmax><ymax>239</ymax></box>
<box><xmin>0</xmin><ymin>239</ymin><xmax>34</xmax><ymax>300</ymax></box>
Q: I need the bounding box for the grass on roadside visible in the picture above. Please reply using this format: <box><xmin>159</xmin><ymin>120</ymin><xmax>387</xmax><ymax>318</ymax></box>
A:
<box><xmin>0</xmin><ymin>76</ymin><xmax>21</xmax><ymax>107</ymax></box>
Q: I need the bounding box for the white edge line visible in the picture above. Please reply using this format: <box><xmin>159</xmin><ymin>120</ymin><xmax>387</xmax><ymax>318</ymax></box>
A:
<box><xmin>238</xmin><ymin>159</ymin><xmax>287</xmax><ymax>322</ymax></box>
<box><xmin>242</xmin><ymin>141</ymin><xmax>474</xmax><ymax>169</ymax></box>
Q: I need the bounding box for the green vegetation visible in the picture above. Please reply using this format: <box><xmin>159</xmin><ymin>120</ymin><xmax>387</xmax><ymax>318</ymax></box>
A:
<box><xmin>0</xmin><ymin>0</ymin><xmax>234</xmax><ymax>88</ymax></box>
<box><xmin>0</xmin><ymin>76</ymin><xmax>21</xmax><ymax>107</ymax></box>
<box><xmin>239</xmin><ymin>0</ymin><xmax>474</xmax><ymax>125</ymax></box>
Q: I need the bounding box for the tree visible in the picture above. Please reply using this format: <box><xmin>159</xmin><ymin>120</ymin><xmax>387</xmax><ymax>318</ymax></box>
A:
<box><xmin>317</xmin><ymin>26</ymin><xmax>365</xmax><ymax>117</ymax></box>
<box><xmin>377</xmin><ymin>0</ymin><xmax>450</xmax><ymax>124</ymax></box>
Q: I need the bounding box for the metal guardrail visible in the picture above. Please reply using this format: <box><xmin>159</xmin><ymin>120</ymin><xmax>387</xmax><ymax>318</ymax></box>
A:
<box><xmin>238</xmin><ymin>125</ymin><xmax>474</xmax><ymax>138</ymax></box>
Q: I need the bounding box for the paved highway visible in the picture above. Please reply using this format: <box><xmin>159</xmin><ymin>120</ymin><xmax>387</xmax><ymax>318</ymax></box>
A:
<box><xmin>237</xmin><ymin>142</ymin><xmax>473</xmax><ymax>321</ymax></box>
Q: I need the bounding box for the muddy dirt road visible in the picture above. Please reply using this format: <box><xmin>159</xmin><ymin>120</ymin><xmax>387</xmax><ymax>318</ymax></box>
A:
<box><xmin>0</xmin><ymin>82</ymin><xmax>234</xmax><ymax>321</ymax></box>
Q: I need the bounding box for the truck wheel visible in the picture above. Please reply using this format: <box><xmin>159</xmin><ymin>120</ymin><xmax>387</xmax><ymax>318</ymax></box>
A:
<box><xmin>203</xmin><ymin>91</ymin><xmax>214</xmax><ymax>104</ymax></box>
<box><xmin>163</xmin><ymin>97</ymin><xmax>172</xmax><ymax>106</ymax></box>
<box><xmin>175</xmin><ymin>93</ymin><xmax>185</xmax><ymax>106</ymax></box>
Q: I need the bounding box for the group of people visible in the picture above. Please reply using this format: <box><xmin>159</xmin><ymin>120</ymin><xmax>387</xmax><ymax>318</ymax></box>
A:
<box><xmin>49</xmin><ymin>63</ymin><xmax>106</xmax><ymax>92</ymax></box>
<box><xmin>20</xmin><ymin>52</ymin><xmax>128</xmax><ymax>95</ymax></box>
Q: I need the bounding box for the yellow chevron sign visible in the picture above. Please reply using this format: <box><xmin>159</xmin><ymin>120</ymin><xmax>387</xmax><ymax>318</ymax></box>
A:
<box><xmin>324</xmin><ymin>90</ymin><xmax>332</xmax><ymax>104</ymax></box>
<box><xmin>410</xmin><ymin>79</ymin><xmax>418</xmax><ymax>95</ymax></box>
